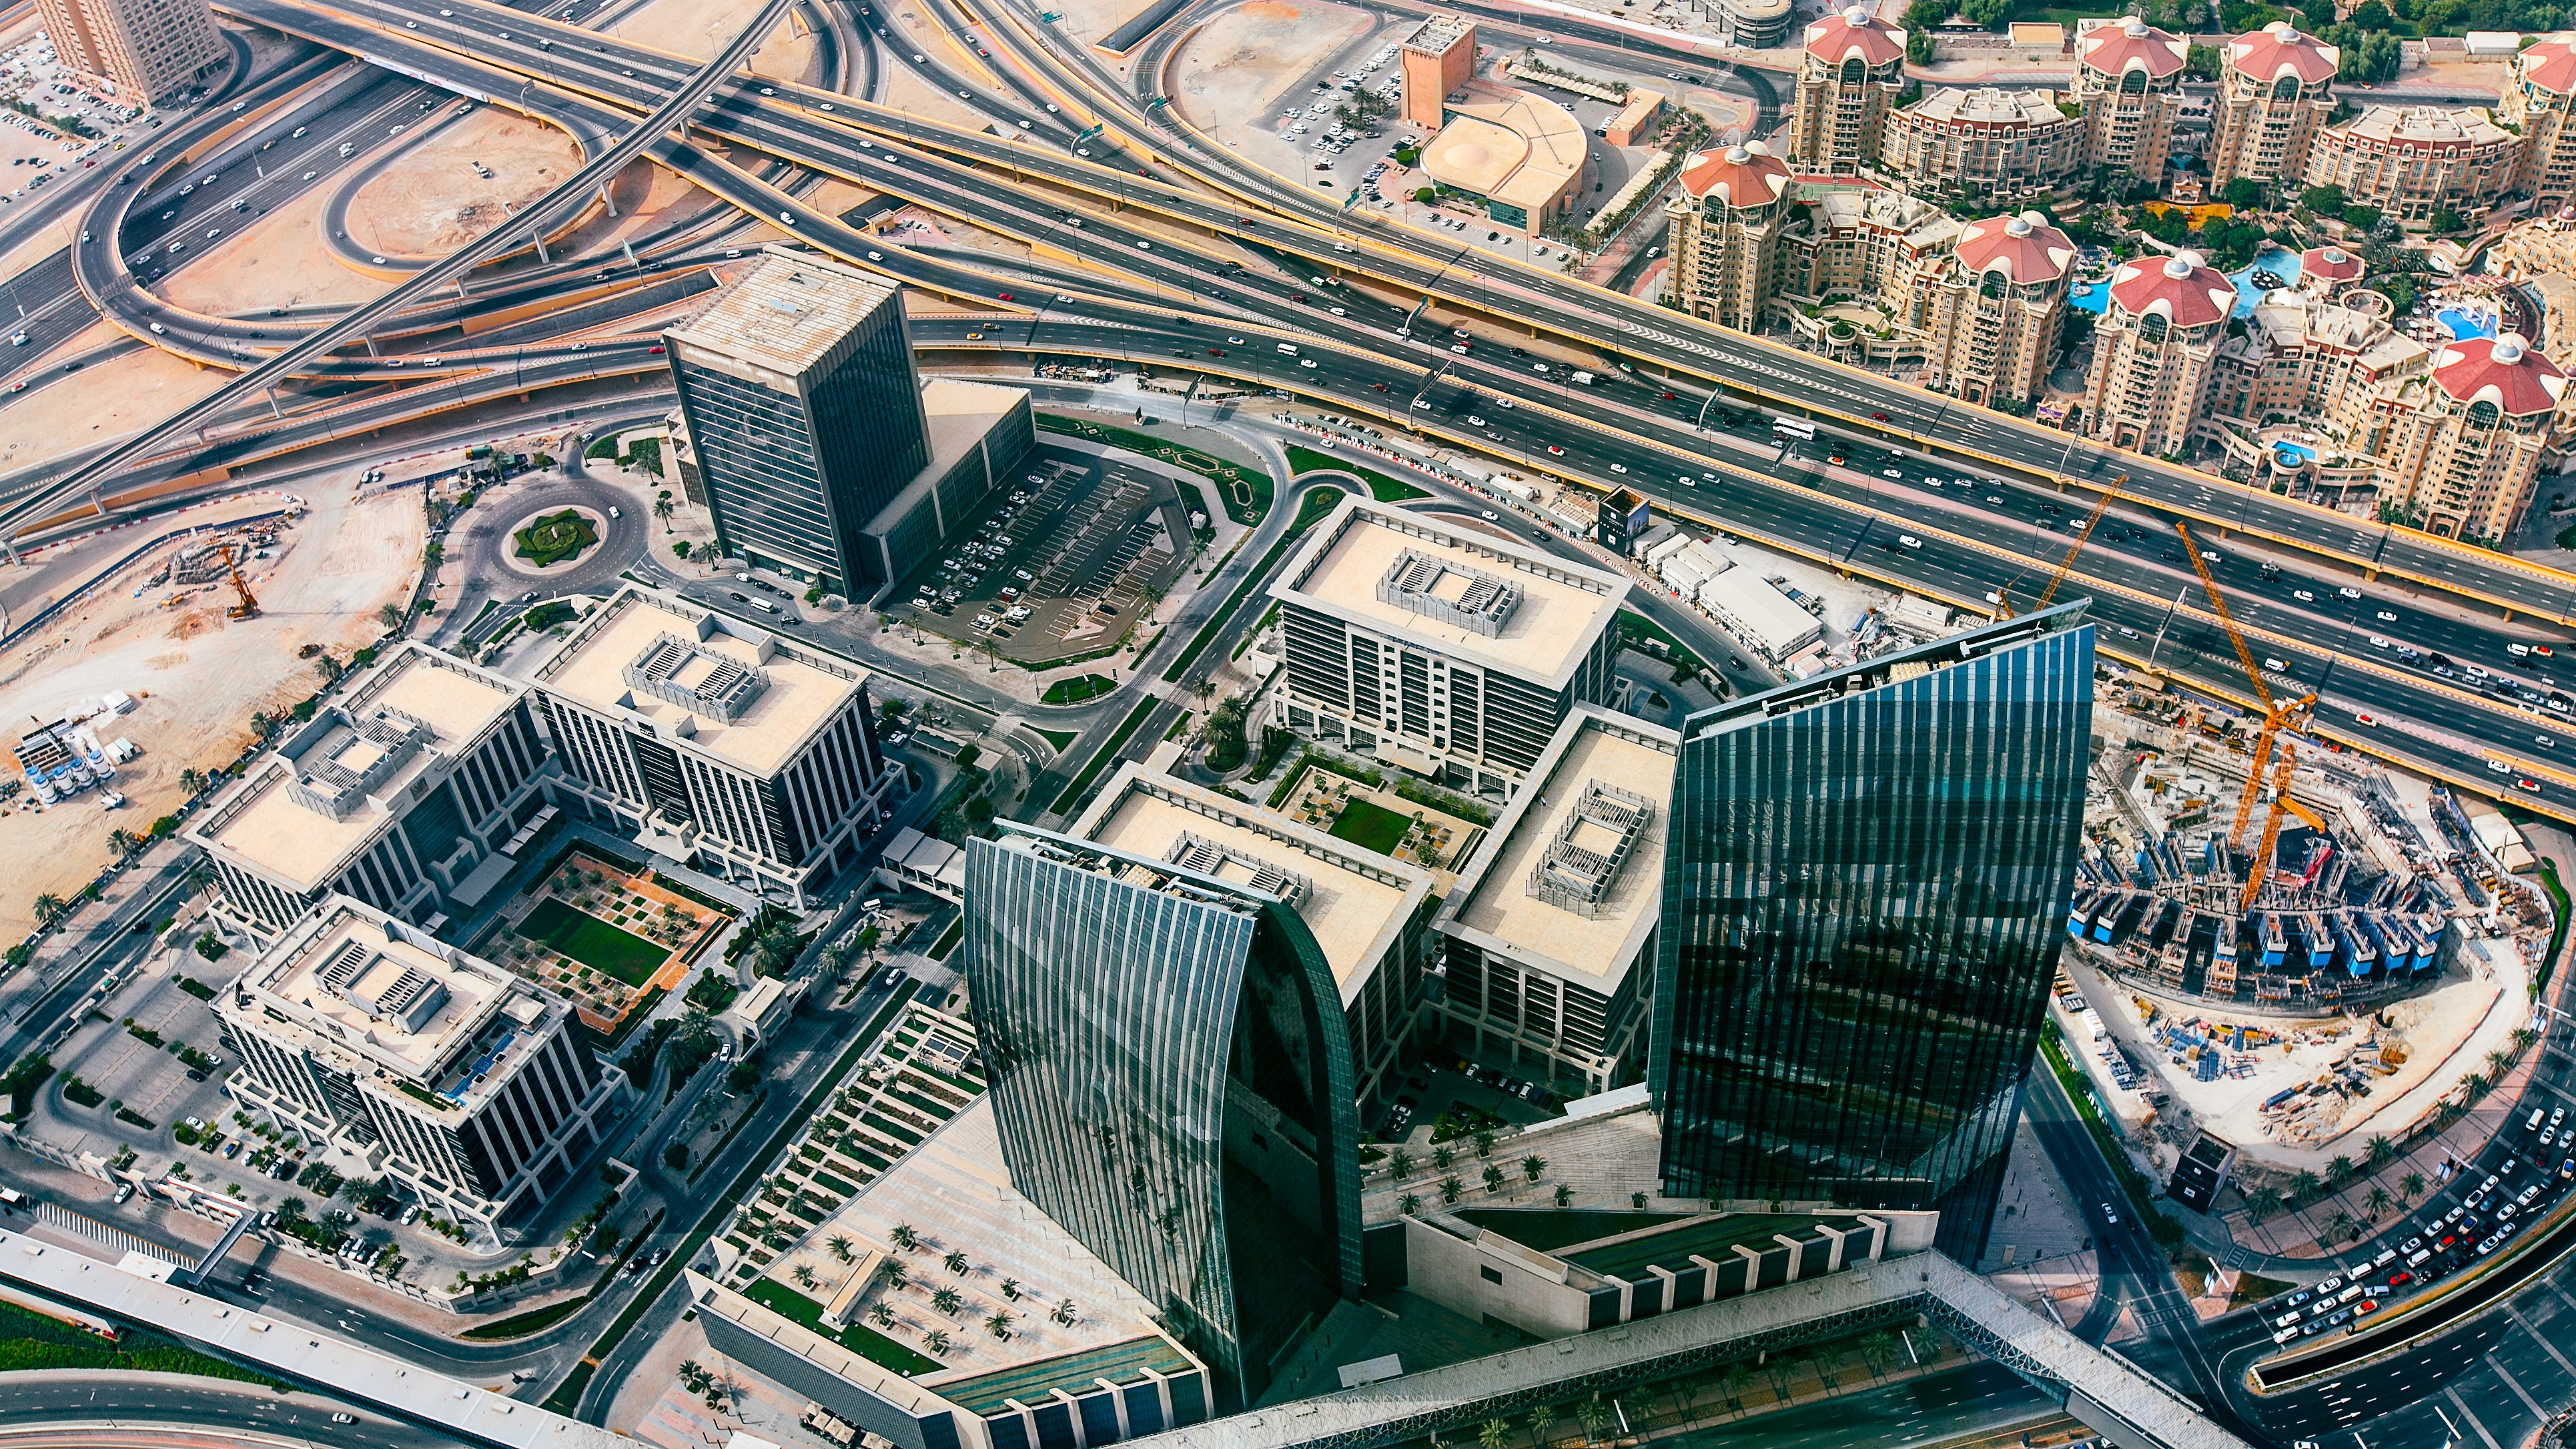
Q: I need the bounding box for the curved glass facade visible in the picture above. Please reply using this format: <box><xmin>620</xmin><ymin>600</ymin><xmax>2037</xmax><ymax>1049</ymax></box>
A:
<box><xmin>1651</xmin><ymin>606</ymin><xmax>2094</xmax><ymax>1262</ymax></box>
<box><xmin>965</xmin><ymin>829</ymin><xmax>1362</xmax><ymax>1408</ymax></box>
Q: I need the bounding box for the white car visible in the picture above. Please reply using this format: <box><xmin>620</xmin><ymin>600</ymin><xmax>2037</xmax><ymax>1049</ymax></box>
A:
<box><xmin>2101</xmin><ymin>1201</ymin><xmax>2120</xmax><ymax>1226</ymax></box>
<box><xmin>2368</xmin><ymin>636</ymin><xmax>2391</xmax><ymax>648</ymax></box>
<box><xmin>1609</xmin><ymin>462</ymin><xmax>1627</xmax><ymax>474</ymax></box>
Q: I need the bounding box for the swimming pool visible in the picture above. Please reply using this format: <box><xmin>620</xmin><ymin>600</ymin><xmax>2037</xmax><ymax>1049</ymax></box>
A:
<box><xmin>2274</xmin><ymin>442</ymin><xmax>2318</xmax><ymax>465</ymax></box>
<box><xmin>2071</xmin><ymin>281</ymin><xmax>2108</xmax><ymax>314</ymax></box>
<box><xmin>2228</xmin><ymin>253</ymin><xmax>2305</xmax><ymax>316</ymax></box>
<box><xmin>2439</xmin><ymin>307</ymin><xmax>2499</xmax><ymax>340</ymax></box>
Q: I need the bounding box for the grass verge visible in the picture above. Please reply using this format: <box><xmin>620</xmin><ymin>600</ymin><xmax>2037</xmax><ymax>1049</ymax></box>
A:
<box><xmin>540</xmin><ymin>980</ymin><xmax>923</xmax><ymax>1416</ymax></box>
<box><xmin>1285</xmin><ymin>445</ymin><xmax>1428</xmax><ymax>503</ymax></box>
<box><xmin>1037</xmin><ymin>697</ymin><xmax>1157</xmax><ymax>819</ymax></box>
<box><xmin>2039</xmin><ymin>1023</ymin><xmax>2185</xmax><ymax>1251</ymax></box>
<box><xmin>2539</xmin><ymin>857</ymin><xmax>2569</xmax><ymax>995</ymax></box>
<box><xmin>1038</xmin><ymin>414</ymin><xmax>1273</xmax><ymax>523</ymax></box>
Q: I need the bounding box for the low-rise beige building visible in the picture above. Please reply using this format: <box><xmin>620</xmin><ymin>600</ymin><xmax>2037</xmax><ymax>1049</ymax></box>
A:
<box><xmin>1879</xmin><ymin>87</ymin><xmax>2086</xmax><ymax>203</ymax></box>
<box><xmin>2072</xmin><ymin>18</ymin><xmax>2187</xmax><ymax>184</ymax></box>
<box><xmin>2304</xmin><ymin>105</ymin><xmax>2520</xmax><ymax>225</ymax></box>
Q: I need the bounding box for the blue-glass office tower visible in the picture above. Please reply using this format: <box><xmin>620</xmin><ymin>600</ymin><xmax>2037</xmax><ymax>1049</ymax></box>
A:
<box><xmin>1650</xmin><ymin>604</ymin><xmax>2094</xmax><ymax>1262</ymax></box>
<box><xmin>963</xmin><ymin>827</ymin><xmax>1363</xmax><ymax>1410</ymax></box>
<box><xmin>663</xmin><ymin>247</ymin><xmax>929</xmax><ymax>594</ymax></box>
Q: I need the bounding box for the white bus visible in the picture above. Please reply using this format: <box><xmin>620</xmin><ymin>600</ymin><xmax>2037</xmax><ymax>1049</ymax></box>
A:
<box><xmin>1772</xmin><ymin>417</ymin><xmax>1817</xmax><ymax>440</ymax></box>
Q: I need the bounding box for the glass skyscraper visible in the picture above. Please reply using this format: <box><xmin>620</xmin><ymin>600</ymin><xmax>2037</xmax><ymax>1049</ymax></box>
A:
<box><xmin>963</xmin><ymin>827</ymin><xmax>1363</xmax><ymax>1410</ymax></box>
<box><xmin>663</xmin><ymin>248</ymin><xmax>929</xmax><ymax>594</ymax></box>
<box><xmin>1650</xmin><ymin>603</ymin><xmax>2094</xmax><ymax>1262</ymax></box>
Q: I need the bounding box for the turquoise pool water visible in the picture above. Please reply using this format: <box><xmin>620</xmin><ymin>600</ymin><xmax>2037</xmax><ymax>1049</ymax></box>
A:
<box><xmin>2439</xmin><ymin>307</ymin><xmax>2499</xmax><ymax>340</ymax></box>
<box><xmin>2229</xmin><ymin>253</ymin><xmax>2304</xmax><ymax>316</ymax></box>
<box><xmin>2071</xmin><ymin>281</ymin><xmax>2108</xmax><ymax>314</ymax></box>
<box><xmin>2274</xmin><ymin>442</ymin><xmax>2317</xmax><ymax>465</ymax></box>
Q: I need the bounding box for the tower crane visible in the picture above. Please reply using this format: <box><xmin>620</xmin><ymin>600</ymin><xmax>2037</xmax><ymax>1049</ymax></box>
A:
<box><xmin>215</xmin><ymin>540</ymin><xmax>258</xmax><ymax>621</ymax></box>
<box><xmin>2174</xmin><ymin>522</ymin><xmax>2316</xmax><ymax>903</ymax></box>
<box><xmin>1992</xmin><ymin>477</ymin><xmax>2124</xmax><ymax>622</ymax></box>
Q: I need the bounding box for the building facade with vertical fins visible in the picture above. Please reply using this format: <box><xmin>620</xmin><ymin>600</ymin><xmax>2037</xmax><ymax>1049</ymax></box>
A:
<box><xmin>963</xmin><ymin>827</ymin><xmax>1364</xmax><ymax>1410</ymax></box>
<box><xmin>1650</xmin><ymin>605</ymin><xmax>2095</xmax><ymax>1263</ymax></box>
<box><xmin>216</xmin><ymin>895</ymin><xmax>628</xmax><ymax>1240</ymax></box>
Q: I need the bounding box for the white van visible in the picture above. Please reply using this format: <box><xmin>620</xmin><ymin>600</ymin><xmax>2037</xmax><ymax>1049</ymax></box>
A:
<box><xmin>751</xmin><ymin>598</ymin><xmax>779</xmax><ymax>614</ymax></box>
<box><xmin>1276</xmin><ymin>343</ymin><xmax>1299</xmax><ymax>356</ymax></box>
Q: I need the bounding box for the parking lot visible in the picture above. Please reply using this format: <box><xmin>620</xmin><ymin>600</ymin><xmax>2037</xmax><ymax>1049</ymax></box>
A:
<box><xmin>891</xmin><ymin>445</ymin><xmax>1196</xmax><ymax>666</ymax></box>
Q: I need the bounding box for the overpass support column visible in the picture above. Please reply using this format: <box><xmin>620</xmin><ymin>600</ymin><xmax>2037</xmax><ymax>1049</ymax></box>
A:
<box><xmin>533</xmin><ymin>231</ymin><xmax>550</xmax><ymax>265</ymax></box>
<box><xmin>598</xmin><ymin>185</ymin><xmax>616</xmax><ymax>218</ymax></box>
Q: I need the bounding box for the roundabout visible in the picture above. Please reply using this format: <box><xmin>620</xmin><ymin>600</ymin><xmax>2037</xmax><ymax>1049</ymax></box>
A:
<box><xmin>506</xmin><ymin>504</ymin><xmax>606</xmax><ymax>573</ymax></box>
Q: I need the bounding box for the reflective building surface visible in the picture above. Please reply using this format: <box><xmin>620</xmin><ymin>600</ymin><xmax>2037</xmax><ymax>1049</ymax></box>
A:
<box><xmin>963</xmin><ymin>827</ymin><xmax>1364</xmax><ymax>1409</ymax></box>
<box><xmin>1651</xmin><ymin>604</ymin><xmax>2094</xmax><ymax>1261</ymax></box>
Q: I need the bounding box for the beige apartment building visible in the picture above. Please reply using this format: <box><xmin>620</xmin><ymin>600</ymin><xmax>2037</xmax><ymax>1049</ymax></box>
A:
<box><xmin>1785</xmin><ymin>6</ymin><xmax>1907</xmax><ymax>175</ymax></box>
<box><xmin>37</xmin><ymin>0</ymin><xmax>224</xmax><ymax>103</ymax></box>
<box><xmin>2210</xmin><ymin>22</ymin><xmax>2339</xmax><ymax>186</ymax></box>
<box><xmin>2382</xmin><ymin>336</ymin><xmax>2572</xmax><ymax>542</ymax></box>
<box><xmin>2304</xmin><ymin>106</ymin><xmax>2520</xmax><ymax>224</ymax></box>
<box><xmin>1663</xmin><ymin>142</ymin><xmax>1795</xmax><ymax>330</ymax></box>
<box><xmin>2071</xmin><ymin>18</ymin><xmax>2186</xmax><ymax>183</ymax></box>
<box><xmin>1877</xmin><ymin>87</ymin><xmax>2086</xmax><ymax>203</ymax></box>
<box><xmin>2507</xmin><ymin>37</ymin><xmax>2576</xmax><ymax>209</ymax></box>
<box><xmin>2082</xmin><ymin>251</ymin><xmax>2241</xmax><ymax>454</ymax></box>
<box><xmin>1921</xmin><ymin>212</ymin><xmax>2076</xmax><ymax>406</ymax></box>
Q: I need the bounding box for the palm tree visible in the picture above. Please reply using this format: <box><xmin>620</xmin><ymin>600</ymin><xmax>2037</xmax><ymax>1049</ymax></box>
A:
<box><xmin>943</xmin><ymin>1249</ymin><xmax>969</xmax><ymax>1275</ymax></box>
<box><xmin>2326</xmin><ymin>1208</ymin><xmax>2354</xmax><ymax>1242</ymax></box>
<box><xmin>889</xmin><ymin>1224</ymin><xmax>919</xmax><ymax>1251</ymax></box>
<box><xmin>106</xmin><ymin>828</ymin><xmax>140</xmax><ymax>864</ymax></box>
<box><xmin>1554</xmin><ymin>1183</ymin><xmax>1575</xmax><ymax>1208</ymax></box>
<box><xmin>999</xmin><ymin>1278</ymin><xmax>1019</xmax><ymax>1300</ymax></box>
<box><xmin>1482</xmin><ymin>1163</ymin><xmax>1507</xmax><ymax>1193</ymax></box>
<box><xmin>2366</xmin><ymin>1184</ymin><xmax>2392</xmax><ymax>1219</ymax></box>
<box><xmin>932</xmin><ymin>1288</ymin><xmax>962</xmax><ymax>1316</ymax></box>
<box><xmin>923</xmin><ymin>1330</ymin><xmax>950</xmax><ymax>1356</ymax></box>
<box><xmin>2489</xmin><ymin>1047</ymin><xmax>2517</xmax><ymax>1075</ymax></box>
<box><xmin>1474</xmin><ymin>1131</ymin><xmax>1497</xmax><ymax>1159</ymax></box>
<box><xmin>2328</xmin><ymin>1154</ymin><xmax>2356</xmax><ymax>1185</ymax></box>
<box><xmin>1432</xmin><ymin>1145</ymin><xmax>1455</xmax><ymax>1171</ymax></box>
<box><xmin>2513</xmin><ymin>1026</ymin><xmax>2541</xmax><ymax>1051</ymax></box>
<box><xmin>2400</xmin><ymin>1171</ymin><xmax>2425</xmax><ymax>1203</ymax></box>
<box><xmin>826</xmin><ymin>1234</ymin><xmax>853</xmax><ymax>1264</ymax></box>
<box><xmin>31</xmin><ymin>894</ymin><xmax>65</xmax><ymax>928</ymax></box>
<box><xmin>1859</xmin><ymin>1328</ymin><xmax>1897</xmax><ymax>1377</ymax></box>
<box><xmin>1440</xmin><ymin>1175</ymin><xmax>1464</xmax><ymax>1205</ymax></box>
<box><xmin>177</xmin><ymin>768</ymin><xmax>204</xmax><ymax>796</ymax></box>
<box><xmin>1575</xmin><ymin>1400</ymin><xmax>1610</xmax><ymax>1446</ymax></box>
<box><xmin>2291</xmin><ymin>1169</ymin><xmax>2322</xmax><ymax>1204</ymax></box>
<box><xmin>790</xmin><ymin>1264</ymin><xmax>818</xmax><ymax>1290</ymax></box>
<box><xmin>1476</xmin><ymin>1419</ymin><xmax>1511</xmax><ymax>1449</ymax></box>
<box><xmin>1399</xmin><ymin>1193</ymin><xmax>1422</xmax><ymax>1216</ymax></box>
<box><xmin>1051</xmin><ymin>1298</ymin><xmax>1078</xmax><ymax>1326</ymax></box>
<box><xmin>985</xmin><ymin>1311</ymin><xmax>1013</xmax><ymax>1340</ymax></box>
<box><xmin>2367</xmin><ymin>1134</ymin><xmax>2397</xmax><ymax>1169</ymax></box>
<box><xmin>1721</xmin><ymin>1360</ymin><xmax>1755</xmax><ymax>1411</ymax></box>
<box><xmin>2249</xmin><ymin>1182</ymin><xmax>2284</xmax><ymax>1223</ymax></box>
<box><xmin>1522</xmin><ymin>1153</ymin><xmax>1547</xmax><ymax>1183</ymax></box>
<box><xmin>878</xmin><ymin>1259</ymin><xmax>908</xmax><ymax>1290</ymax></box>
<box><xmin>1389</xmin><ymin>1149</ymin><xmax>1414</xmax><ymax>1179</ymax></box>
<box><xmin>653</xmin><ymin>496</ymin><xmax>675</xmax><ymax>532</ymax></box>
<box><xmin>1528</xmin><ymin>1403</ymin><xmax>1559</xmax><ymax>1446</ymax></box>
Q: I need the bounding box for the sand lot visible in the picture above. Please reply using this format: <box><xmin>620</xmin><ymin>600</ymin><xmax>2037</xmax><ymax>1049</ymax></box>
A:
<box><xmin>610</xmin><ymin>0</ymin><xmax>825</xmax><ymax>85</ymax></box>
<box><xmin>342</xmin><ymin>109</ymin><xmax>584</xmax><ymax>259</ymax></box>
<box><xmin>1172</xmin><ymin>0</ymin><xmax>1384</xmax><ymax>153</ymax></box>
<box><xmin>0</xmin><ymin>322</ymin><xmax>230</xmax><ymax>472</ymax></box>
<box><xmin>0</xmin><ymin>484</ymin><xmax>421</xmax><ymax>941</ymax></box>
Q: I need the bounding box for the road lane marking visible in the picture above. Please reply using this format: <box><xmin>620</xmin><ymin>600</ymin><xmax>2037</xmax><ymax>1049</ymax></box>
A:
<box><xmin>2447</xmin><ymin>1385</ymin><xmax>2503</xmax><ymax>1449</ymax></box>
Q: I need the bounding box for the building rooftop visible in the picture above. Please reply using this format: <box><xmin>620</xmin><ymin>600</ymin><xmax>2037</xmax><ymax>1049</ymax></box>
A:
<box><xmin>2107</xmin><ymin>250</ymin><xmax>2236</xmax><ymax>329</ymax></box>
<box><xmin>863</xmin><ymin>379</ymin><xmax>1029</xmax><ymax>538</ymax></box>
<box><xmin>2075</xmin><ymin>17</ymin><xmax>2186</xmax><ymax>79</ymax></box>
<box><xmin>234</xmin><ymin>897</ymin><xmax>546</xmax><ymax>1097</ymax></box>
<box><xmin>1802</xmin><ymin>5</ymin><xmax>1904</xmax><ymax>67</ymax></box>
<box><xmin>1073</xmin><ymin>765</ymin><xmax>1432</xmax><ymax>1006</ymax></box>
<box><xmin>1900</xmin><ymin>86</ymin><xmax>2073</xmax><ymax>129</ymax></box>
<box><xmin>1438</xmin><ymin>710</ymin><xmax>1676</xmax><ymax>994</ymax></box>
<box><xmin>1274</xmin><ymin>498</ymin><xmax>1627</xmax><ymax>687</ymax></box>
<box><xmin>533</xmin><ymin>586</ymin><xmax>866</xmax><ymax>779</ymax></box>
<box><xmin>191</xmin><ymin>645</ymin><xmax>524</xmax><ymax>894</ymax></box>
<box><xmin>2300</xmin><ymin>245</ymin><xmax>2365</xmax><ymax>284</ymax></box>
<box><xmin>665</xmin><ymin>246</ymin><xmax>899</xmax><ymax>378</ymax></box>
<box><xmin>2431</xmin><ymin>333</ymin><xmax>2569</xmax><ymax>415</ymax></box>
<box><xmin>1954</xmin><ymin>212</ymin><xmax>2076</xmax><ymax>285</ymax></box>
<box><xmin>2227</xmin><ymin>21</ymin><xmax>2337</xmax><ymax>85</ymax></box>
<box><xmin>1420</xmin><ymin>81</ymin><xmax>1586</xmax><ymax>215</ymax></box>
<box><xmin>2327</xmin><ymin>104</ymin><xmax>2512</xmax><ymax>149</ymax></box>
<box><xmin>2523</xmin><ymin>35</ymin><xmax>2576</xmax><ymax>95</ymax></box>
<box><xmin>1402</xmin><ymin>11</ymin><xmax>1473</xmax><ymax>56</ymax></box>
<box><xmin>1677</xmin><ymin>142</ymin><xmax>1790</xmax><ymax>206</ymax></box>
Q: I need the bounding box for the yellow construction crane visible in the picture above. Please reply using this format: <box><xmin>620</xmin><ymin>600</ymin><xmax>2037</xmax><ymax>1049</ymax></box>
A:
<box><xmin>215</xmin><ymin>540</ymin><xmax>258</xmax><ymax>621</ymax></box>
<box><xmin>2175</xmin><ymin>522</ymin><xmax>2318</xmax><ymax>903</ymax></box>
<box><xmin>1993</xmin><ymin>478</ymin><xmax>2124</xmax><ymax>621</ymax></box>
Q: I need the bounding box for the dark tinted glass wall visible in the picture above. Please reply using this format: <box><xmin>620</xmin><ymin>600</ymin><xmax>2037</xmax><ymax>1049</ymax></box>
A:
<box><xmin>1651</xmin><ymin>615</ymin><xmax>2093</xmax><ymax>1262</ymax></box>
<box><xmin>964</xmin><ymin>833</ymin><xmax>1360</xmax><ymax>1408</ymax></box>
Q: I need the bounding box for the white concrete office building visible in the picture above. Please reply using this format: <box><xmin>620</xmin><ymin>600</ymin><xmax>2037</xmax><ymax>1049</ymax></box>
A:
<box><xmin>530</xmin><ymin>585</ymin><xmax>901</xmax><ymax>906</ymax></box>
<box><xmin>1268</xmin><ymin>498</ymin><xmax>1629</xmax><ymax>800</ymax></box>
<box><xmin>216</xmin><ymin>896</ymin><xmax>629</xmax><ymax>1240</ymax></box>
<box><xmin>188</xmin><ymin>644</ymin><xmax>552</xmax><ymax>943</ymax></box>
<box><xmin>1430</xmin><ymin>708</ymin><xmax>1677</xmax><ymax>1096</ymax></box>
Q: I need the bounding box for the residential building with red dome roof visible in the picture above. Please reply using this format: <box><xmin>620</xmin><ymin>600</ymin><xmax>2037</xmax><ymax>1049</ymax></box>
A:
<box><xmin>1921</xmin><ymin>212</ymin><xmax>2078</xmax><ymax>406</ymax></box>
<box><xmin>2210</xmin><ymin>22</ymin><xmax>2339</xmax><ymax>185</ymax></box>
<box><xmin>2071</xmin><ymin>18</ymin><xmax>2187</xmax><ymax>183</ymax></box>
<box><xmin>1786</xmin><ymin>7</ymin><xmax>1907</xmax><ymax>175</ymax></box>
<box><xmin>2505</xmin><ymin>35</ymin><xmax>2576</xmax><ymax>209</ymax></box>
<box><xmin>1663</xmin><ymin>143</ymin><xmax>1796</xmax><ymax>331</ymax></box>
<box><xmin>2383</xmin><ymin>335</ymin><xmax>2573</xmax><ymax>542</ymax></box>
<box><xmin>2081</xmin><ymin>251</ymin><xmax>2240</xmax><ymax>454</ymax></box>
